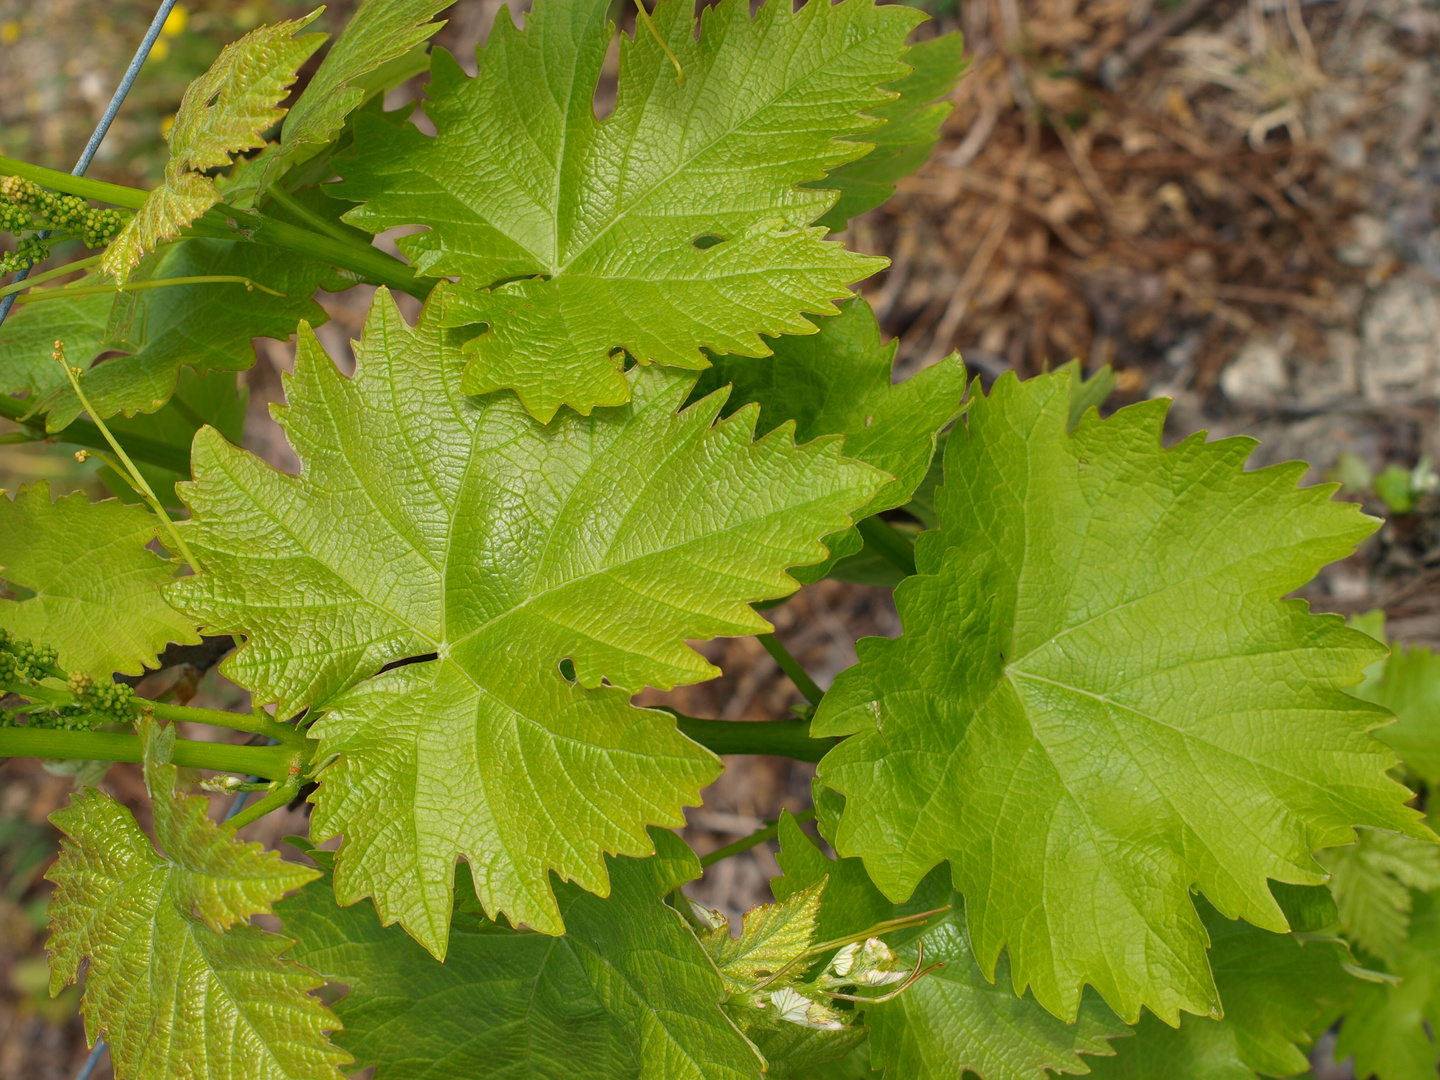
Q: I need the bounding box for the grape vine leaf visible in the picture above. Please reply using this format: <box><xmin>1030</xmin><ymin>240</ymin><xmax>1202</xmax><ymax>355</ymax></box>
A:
<box><xmin>1335</xmin><ymin>888</ymin><xmax>1440</xmax><ymax>1080</ymax></box>
<box><xmin>45</xmin><ymin>720</ymin><xmax>346</xmax><ymax>1080</ymax></box>
<box><xmin>103</xmin><ymin>14</ymin><xmax>327</xmax><ymax>282</ymax></box>
<box><xmin>771</xmin><ymin>812</ymin><xmax>1127</xmax><ymax>1080</ymax></box>
<box><xmin>272</xmin><ymin>0</ymin><xmax>452</xmax><ymax>177</ymax></box>
<box><xmin>2</xmin><ymin>240</ymin><xmax>343</xmax><ymax>429</ymax></box>
<box><xmin>0</xmin><ymin>481</ymin><xmax>199</xmax><ymax>677</ymax></box>
<box><xmin>168</xmin><ymin>287</ymin><xmax>884</xmax><ymax>950</ymax></box>
<box><xmin>335</xmin><ymin>0</ymin><xmax>921</xmax><ymax>420</ymax></box>
<box><xmin>807</xmin><ymin>32</ymin><xmax>966</xmax><ymax>233</ymax></box>
<box><xmin>697</xmin><ymin>878</ymin><xmax>827</xmax><ymax>994</ymax></box>
<box><xmin>279</xmin><ymin>829</ymin><xmax>763</xmax><ymax>1080</ymax></box>
<box><xmin>1350</xmin><ymin>610</ymin><xmax>1440</xmax><ymax>784</ymax></box>
<box><xmin>1319</xmin><ymin>828</ymin><xmax>1440</xmax><ymax>965</ymax></box>
<box><xmin>811</xmin><ymin>369</ymin><xmax>1426</xmax><ymax>1025</ymax></box>
<box><xmin>1085</xmin><ymin>901</ymin><xmax>1354</xmax><ymax>1080</ymax></box>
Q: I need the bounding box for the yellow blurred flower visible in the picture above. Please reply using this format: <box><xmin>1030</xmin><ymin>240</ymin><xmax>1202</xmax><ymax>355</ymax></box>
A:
<box><xmin>147</xmin><ymin>37</ymin><xmax>170</xmax><ymax>62</ymax></box>
<box><xmin>159</xmin><ymin>114</ymin><xmax>175</xmax><ymax>138</ymax></box>
<box><xmin>161</xmin><ymin>6</ymin><xmax>188</xmax><ymax>37</ymax></box>
<box><xmin>0</xmin><ymin>20</ymin><xmax>21</xmax><ymax>45</ymax></box>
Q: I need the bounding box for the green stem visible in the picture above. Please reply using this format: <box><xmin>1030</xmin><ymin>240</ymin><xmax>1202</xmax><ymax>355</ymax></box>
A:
<box><xmin>0</xmin><ymin>394</ymin><xmax>190</xmax><ymax>474</ymax></box>
<box><xmin>757</xmin><ymin>634</ymin><xmax>824</xmax><ymax>706</ymax></box>
<box><xmin>0</xmin><ymin>155</ymin><xmax>149</xmax><ymax>210</ymax></box>
<box><xmin>226</xmin><ymin>777</ymin><xmax>301</xmax><ymax>830</ymax></box>
<box><xmin>0</xmin><ymin>727</ymin><xmax>296</xmax><ymax>778</ymax></box>
<box><xmin>632</xmin><ymin>0</ymin><xmax>684</xmax><ymax>83</ymax></box>
<box><xmin>17</xmin><ymin>276</ymin><xmax>285</xmax><ymax>304</ymax></box>
<box><xmin>699</xmin><ymin>808</ymin><xmax>814</xmax><ymax>869</ymax></box>
<box><xmin>0</xmin><ymin>255</ymin><xmax>102</xmax><ymax>298</ymax></box>
<box><xmin>856</xmin><ymin>516</ymin><xmax>918</xmax><ymax>578</ymax></box>
<box><xmin>672</xmin><ymin>714</ymin><xmax>835</xmax><ymax>762</ymax></box>
<box><xmin>145</xmin><ymin>701</ymin><xmax>301</xmax><ymax>745</ymax></box>
<box><xmin>263</xmin><ymin>185</ymin><xmax>360</xmax><ymax>247</ymax></box>
<box><xmin>56</xmin><ymin>348</ymin><xmax>200</xmax><ymax>573</ymax></box>
<box><xmin>209</xmin><ymin>208</ymin><xmax>429</xmax><ymax>300</ymax></box>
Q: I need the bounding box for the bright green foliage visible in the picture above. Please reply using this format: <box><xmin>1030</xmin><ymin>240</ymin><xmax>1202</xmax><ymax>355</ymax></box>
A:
<box><xmin>0</xmin><ymin>481</ymin><xmax>199</xmax><ymax>677</ymax></box>
<box><xmin>1086</xmin><ymin>902</ymin><xmax>1353</xmax><ymax>1080</ymax></box>
<box><xmin>809</xmin><ymin>32</ymin><xmax>965</xmax><ymax>232</ymax></box>
<box><xmin>1</xmin><ymin>240</ymin><xmax>343</xmax><ymax>428</ymax></box>
<box><xmin>45</xmin><ymin>721</ymin><xmax>345</xmax><ymax>1080</ymax></box>
<box><xmin>336</xmin><ymin>0</ymin><xmax>918</xmax><ymax>420</ymax></box>
<box><xmin>694</xmin><ymin>295</ymin><xmax>964</xmax><ymax>523</ymax></box>
<box><xmin>273</xmin><ymin>0</ymin><xmax>451</xmax><ymax>176</ymax></box>
<box><xmin>97</xmin><ymin>368</ymin><xmax>248</xmax><ymax>506</ymax></box>
<box><xmin>773</xmin><ymin>811</ymin><xmax>1127</xmax><ymax>1080</ymax></box>
<box><xmin>693</xmin><ymin>295</ymin><xmax>961</xmax><ymax>586</ymax></box>
<box><xmin>1350</xmin><ymin>611</ymin><xmax>1440</xmax><ymax>784</ymax></box>
<box><xmin>812</xmin><ymin>369</ymin><xmax>1422</xmax><ymax>1025</ymax></box>
<box><xmin>280</xmin><ymin>830</ymin><xmax>763</xmax><ymax>1080</ymax></box>
<box><xmin>168</xmin><ymin>287</ymin><xmax>882</xmax><ymax>948</ymax></box>
<box><xmin>103</xmin><ymin>14</ymin><xmax>327</xmax><ymax>282</ymax></box>
<box><xmin>1336</xmin><ymin>889</ymin><xmax>1440</xmax><ymax>1080</ymax></box>
<box><xmin>1320</xmin><ymin>829</ymin><xmax>1440</xmax><ymax>965</ymax></box>
<box><xmin>698</xmin><ymin>878</ymin><xmax>827</xmax><ymax>995</ymax></box>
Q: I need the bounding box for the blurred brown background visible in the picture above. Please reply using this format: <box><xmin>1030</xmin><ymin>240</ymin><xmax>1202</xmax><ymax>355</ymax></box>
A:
<box><xmin>2</xmin><ymin>0</ymin><xmax>1438</xmax><ymax>1074</ymax></box>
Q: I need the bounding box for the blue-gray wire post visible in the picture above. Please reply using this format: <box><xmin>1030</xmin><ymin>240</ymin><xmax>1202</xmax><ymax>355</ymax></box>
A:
<box><xmin>0</xmin><ymin>0</ymin><xmax>179</xmax><ymax>329</ymax></box>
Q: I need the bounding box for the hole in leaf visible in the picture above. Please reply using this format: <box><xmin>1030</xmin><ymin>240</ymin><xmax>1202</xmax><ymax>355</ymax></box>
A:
<box><xmin>558</xmin><ymin>658</ymin><xmax>577</xmax><ymax>683</ymax></box>
<box><xmin>378</xmin><ymin>652</ymin><xmax>438</xmax><ymax>675</ymax></box>
<box><xmin>691</xmin><ymin>234</ymin><xmax>725</xmax><ymax>250</ymax></box>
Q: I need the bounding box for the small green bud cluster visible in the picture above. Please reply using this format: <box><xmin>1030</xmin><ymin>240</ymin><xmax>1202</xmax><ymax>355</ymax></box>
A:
<box><xmin>0</xmin><ymin>628</ymin><xmax>61</xmax><ymax>682</ymax></box>
<box><xmin>67</xmin><ymin>670</ymin><xmax>137</xmax><ymax>722</ymax></box>
<box><xmin>0</xmin><ymin>175</ymin><xmax>130</xmax><ymax>263</ymax></box>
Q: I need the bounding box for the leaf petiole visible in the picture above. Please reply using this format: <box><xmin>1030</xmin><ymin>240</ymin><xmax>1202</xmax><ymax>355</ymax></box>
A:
<box><xmin>699</xmin><ymin>807</ymin><xmax>815</xmax><ymax>869</ymax></box>
<box><xmin>856</xmin><ymin>516</ymin><xmax>918</xmax><ymax>577</ymax></box>
<box><xmin>225</xmin><ymin>776</ymin><xmax>302</xmax><ymax>829</ymax></box>
<box><xmin>757</xmin><ymin>634</ymin><xmax>824</xmax><ymax>706</ymax></box>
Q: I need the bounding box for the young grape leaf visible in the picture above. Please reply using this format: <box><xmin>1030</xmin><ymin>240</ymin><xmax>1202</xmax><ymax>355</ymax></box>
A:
<box><xmin>46</xmin><ymin>720</ymin><xmax>345</xmax><ymax>1080</ymax></box>
<box><xmin>335</xmin><ymin>0</ymin><xmax>921</xmax><ymax>420</ymax></box>
<box><xmin>1335</xmin><ymin>888</ymin><xmax>1440</xmax><ymax>1080</ymax></box>
<box><xmin>277</xmin><ymin>0</ymin><xmax>450</xmax><ymax>170</ymax></box>
<box><xmin>812</xmin><ymin>369</ymin><xmax>1425</xmax><ymax>1025</ymax></box>
<box><xmin>697</xmin><ymin>878</ymin><xmax>826</xmax><ymax>995</ymax></box>
<box><xmin>771</xmin><ymin>812</ymin><xmax>1127</xmax><ymax>1080</ymax></box>
<box><xmin>96</xmin><ymin>368</ymin><xmax>248</xmax><ymax>507</ymax></box>
<box><xmin>3</xmin><ymin>239</ymin><xmax>343</xmax><ymax>429</ymax></box>
<box><xmin>1350</xmin><ymin>611</ymin><xmax>1440</xmax><ymax>784</ymax></box>
<box><xmin>0</xmin><ymin>481</ymin><xmax>199</xmax><ymax>677</ymax></box>
<box><xmin>279</xmin><ymin>829</ymin><xmax>763</xmax><ymax>1080</ymax></box>
<box><xmin>807</xmin><ymin>32</ymin><xmax>967</xmax><ymax>233</ymax></box>
<box><xmin>1085</xmin><ymin>901</ymin><xmax>1353</xmax><ymax>1080</ymax></box>
<box><xmin>103</xmin><ymin>14</ymin><xmax>327</xmax><ymax>282</ymax></box>
<box><xmin>168</xmin><ymin>287</ymin><xmax>883</xmax><ymax>950</ymax></box>
<box><xmin>1320</xmin><ymin>829</ymin><xmax>1440</xmax><ymax>965</ymax></box>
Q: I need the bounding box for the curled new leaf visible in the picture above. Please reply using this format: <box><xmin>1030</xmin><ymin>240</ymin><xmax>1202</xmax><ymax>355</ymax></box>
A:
<box><xmin>102</xmin><ymin>14</ymin><xmax>326</xmax><ymax>282</ymax></box>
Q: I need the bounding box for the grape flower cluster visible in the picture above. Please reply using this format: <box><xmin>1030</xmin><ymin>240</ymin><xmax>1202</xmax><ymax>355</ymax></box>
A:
<box><xmin>0</xmin><ymin>629</ymin><xmax>135</xmax><ymax>731</ymax></box>
<box><xmin>0</xmin><ymin>175</ymin><xmax>130</xmax><ymax>273</ymax></box>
